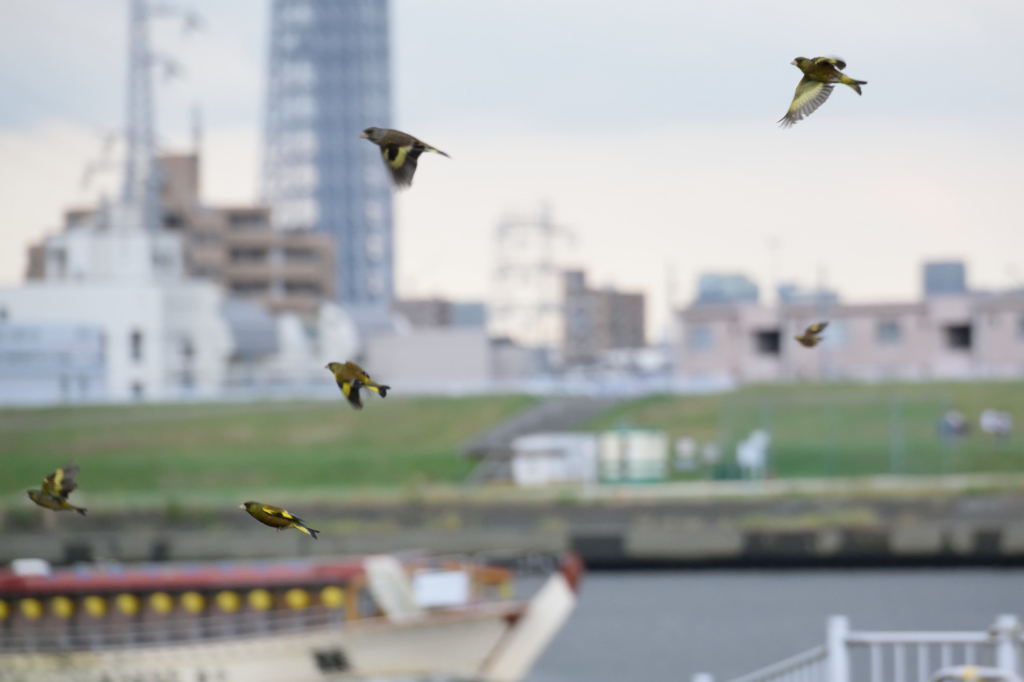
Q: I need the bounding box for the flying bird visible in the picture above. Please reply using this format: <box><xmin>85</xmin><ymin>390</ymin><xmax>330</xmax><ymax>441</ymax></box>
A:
<box><xmin>240</xmin><ymin>502</ymin><xmax>319</xmax><ymax>539</ymax></box>
<box><xmin>795</xmin><ymin>321</ymin><xmax>829</xmax><ymax>348</ymax></box>
<box><xmin>27</xmin><ymin>464</ymin><xmax>86</xmax><ymax>515</ymax></box>
<box><xmin>325</xmin><ymin>361</ymin><xmax>390</xmax><ymax>410</ymax></box>
<box><xmin>779</xmin><ymin>56</ymin><xmax>867</xmax><ymax>127</ymax></box>
<box><xmin>360</xmin><ymin>127</ymin><xmax>449</xmax><ymax>188</ymax></box>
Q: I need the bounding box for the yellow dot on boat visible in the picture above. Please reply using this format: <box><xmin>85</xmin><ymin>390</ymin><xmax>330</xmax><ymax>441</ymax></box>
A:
<box><xmin>50</xmin><ymin>596</ymin><xmax>74</xmax><ymax>619</ymax></box>
<box><xmin>285</xmin><ymin>588</ymin><xmax>309</xmax><ymax>610</ymax></box>
<box><xmin>116</xmin><ymin>593</ymin><xmax>140</xmax><ymax>616</ymax></box>
<box><xmin>181</xmin><ymin>591</ymin><xmax>205</xmax><ymax>614</ymax></box>
<box><xmin>248</xmin><ymin>588</ymin><xmax>273</xmax><ymax>611</ymax></box>
<box><xmin>149</xmin><ymin>592</ymin><xmax>174</xmax><ymax>614</ymax></box>
<box><xmin>215</xmin><ymin>591</ymin><xmax>241</xmax><ymax>613</ymax></box>
<box><xmin>83</xmin><ymin>595</ymin><xmax>107</xmax><ymax>617</ymax></box>
<box><xmin>20</xmin><ymin>598</ymin><xmax>43</xmax><ymax>620</ymax></box>
<box><xmin>320</xmin><ymin>586</ymin><xmax>345</xmax><ymax>608</ymax></box>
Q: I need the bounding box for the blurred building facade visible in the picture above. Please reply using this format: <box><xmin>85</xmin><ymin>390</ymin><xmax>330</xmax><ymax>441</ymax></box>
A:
<box><xmin>0</xmin><ymin>320</ymin><xmax>107</xmax><ymax>404</ymax></box>
<box><xmin>490</xmin><ymin>206</ymin><xmax>573</xmax><ymax>352</ymax></box>
<box><xmin>0</xmin><ymin>0</ymin><xmax>361</xmax><ymax>405</ymax></box>
<box><xmin>369</xmin><ymin>296</ymin><xmax>535</xmax><ymax>391</ymax></box>
<box><xmin>674</xmin><ymin>263</ymin><xmax>1024</xmax><ymax>383</ymax></box>
<box><xmin>262</xmin><ymin>0</ymin><xmax>394</xmax><ymax>324</ymax></box>
<box><xmin>923</xmin><ymin>260</ymin><xmax>967</xmax><ymax>296</ymax></box>
<box><xmin>394</xmin><ymin>298</ymin><xmax>487</xmax><ymax>329</ymax></box>
<box><xmin>776</xmin><ymin>282</ymin><xmax>839</xmax><ymax>306</ymax></box>
<box><xmin>694</xmin><ymin>273</ymin><xmax>760</xmax><ymax>305</ymax></box>
<box><xmin>1</xmin><ymin>201</ymin><xmax>234</xmax><ymax>402</ymax></box>
<box><xmin>28</xmin><ymin>153</ymin><xmax>336</xmax><ymax>320</ymax></box>
<box><xmin>562</xmin><ymin>270</ymin><xmax>646</xmax><ymax>366</ymax></box>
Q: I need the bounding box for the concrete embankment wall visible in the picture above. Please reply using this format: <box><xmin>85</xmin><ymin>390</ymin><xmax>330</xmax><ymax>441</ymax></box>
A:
<box><xmin>4</xmin><ymin>476</ymin><xmax>1024</xmax><ymax>568</ymax></box>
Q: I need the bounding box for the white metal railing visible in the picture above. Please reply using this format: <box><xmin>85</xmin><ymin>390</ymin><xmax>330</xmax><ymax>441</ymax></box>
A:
<box><xmin>694</xmin><ymin>614</ymin><xmax>1023</xmax><ymax>682</ymax></box>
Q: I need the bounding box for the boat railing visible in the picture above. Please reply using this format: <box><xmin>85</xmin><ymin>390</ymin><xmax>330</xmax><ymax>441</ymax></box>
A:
<box><xmin>0</xmin><ymin>605</ymin><xmax>349</xmax><ymax>652</ymax></box>
<box><xmin>693</xmin><ymin>614</ymin><xmax>1023</xmax><ymax>682</ymax></box>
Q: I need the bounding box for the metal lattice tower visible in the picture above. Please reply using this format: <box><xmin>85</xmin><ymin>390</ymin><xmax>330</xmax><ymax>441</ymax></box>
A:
<box><xmin>262</xmin><ymin>0</ymin><xmax>394</xmax><ymax>317</ymax></box>
<box><xmin>121</xmin><ymin>0</ymin><xmax>159</xmax><ymax>232</ymax></box>
<box><xmin>490</xmin><ymin>205</ymin><xmax>575</xmax><ymax>348</ymax></box>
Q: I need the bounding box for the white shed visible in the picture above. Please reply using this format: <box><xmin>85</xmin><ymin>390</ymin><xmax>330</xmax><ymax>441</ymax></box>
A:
<box><xmin>509</xmin><ymin>432</ymin><xmax>599</xmax><ymax>487</ymax></box>
<box><xmin>599</xmin><ymin>428</ymin><xmax>669</xmax><ymax>482</ymax></box>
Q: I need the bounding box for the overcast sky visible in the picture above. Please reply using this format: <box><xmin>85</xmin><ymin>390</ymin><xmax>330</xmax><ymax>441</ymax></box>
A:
<box><xmin>1</xmin><ymin>0</ymin><xmax>1023</xmax><ymax>335</ymax></box>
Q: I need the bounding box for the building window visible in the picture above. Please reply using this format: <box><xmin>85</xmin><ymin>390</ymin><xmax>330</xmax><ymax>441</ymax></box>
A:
<box><xmin>0</xmin><ymin>307</ymin><xmax>7</xmax><ymax>322</ymax></box>
<box><xmin>131</xmin><ymin>382</ymin><xmax>145</xmax><ymax>400</ymax></box>
<box><xmin>230</xmin><ymin>248</ymin><xmax>268</xmax><ymax>263</ymax></box>
<box><xmin>163</xmin><ymin>212</ymin><xmax>184</xmax><ymax>229</ymax></box>
<box><xmin>228</xmin><ymin>212</ymin><xmax>266</xmax><ymax>229</ymax></box>
<box><xmin>285</xmin><ymin>280</ymin><xmax>322</xmax><ymax>296</ymax></box>
<box><xmin>944</xmin><ymin>324</ymin><xmax>972</xmax><ymax>350</ymax></box>
<box><xmin>284</xmin><ymin>248</ymin><xmax>319</xmax><ymax>262</ymax></box>
<box><xmin>231</xmin><ymin>281</ymin><xmax>269</xmax><ymax>295</ymax></box>
<box><xmin>130</xmin><ymin>329</ymin><xmax>144</xmax><ymax>362</ymax></box>
<box><xmin>876</xmin><ymin>320</ymin><xmax>902</xmax><ymax>345</ymax></box>
<box><xmin>686</xmin><ymin>325</ymin><xmax>713</xmax><ymax>351</ymax></box>
<box><xmin>753</xmin><ymin>329</ymin><xmax>781</xmax><ymax>356</ymax></box>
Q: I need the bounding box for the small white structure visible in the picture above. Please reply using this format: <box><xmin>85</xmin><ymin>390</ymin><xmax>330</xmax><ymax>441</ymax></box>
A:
<box><xmin>980</xmin><ymin>409</ymin><xmax>1013</xmax><ymax>438</ymax></box>
<box><xmin>413</xmin><ymin>569</ymin><xmax>471</xmax><ymax>609</ymax></box>
<box><xmin>736</xmin><ymin>429</ymin><xmax>772</xmax><ymax>479</ymax></box>
<box><xmin>674</xmin><ymin>436</ymin><xmax>699</xmax><ymax>471</ymax></box>
<box><xmin>599</xmin><ymin>428</ymin><xmax>669</xmax><ymax>483</ymax></box>
<box><xmin>510</xmin><ymin>432</ymin><xmax>599</xmax><ymax>487</ymax></box>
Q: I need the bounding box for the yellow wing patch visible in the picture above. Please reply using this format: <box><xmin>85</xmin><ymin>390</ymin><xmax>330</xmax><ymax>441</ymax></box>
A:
<box><xmin>340</xmin><ymin>381</ymin><xmax>352</xmax><ymax>398</ymax></box>
<box><xmin>383</xmin><ymin>145</ymin><xmax>412</xmax><ymax>169</ymax></box>
<box><xmin>263</xmin><ymin>506</ymin><xmax>294</xmax><ymax>520</ymax></box>
<box><xmin>48</xmin><ymin>469</ymin><xmax>64</xmax><ymax>495</ymax></box>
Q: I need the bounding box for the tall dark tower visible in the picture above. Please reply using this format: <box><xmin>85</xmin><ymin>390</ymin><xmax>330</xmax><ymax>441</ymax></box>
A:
<box><xmin>262</xmin><ymin>0</ymin><xmax>393</xmax><ymax>323</ymax></box>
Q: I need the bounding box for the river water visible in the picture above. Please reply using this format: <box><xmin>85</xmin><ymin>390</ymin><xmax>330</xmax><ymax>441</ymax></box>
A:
<box><xmin>526</xmin><ymin>568</ymin><xmax>1024</xmax><ymax>682</ymax></box>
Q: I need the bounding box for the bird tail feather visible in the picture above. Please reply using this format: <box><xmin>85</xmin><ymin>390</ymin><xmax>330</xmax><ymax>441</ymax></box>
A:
<box><xmin>840</xmin><ymin>76</ymin><xmax>866</xmax><ymax>95</ymax></box>
<box><xmin>296</xmin><ymin>524</ymin><xmax>320</xmax><ymax>540</ymax></box>
<box><xmin>75</xmin><ymin>506</ymin><xmax>87</xmax><ymax>516</ymax></box>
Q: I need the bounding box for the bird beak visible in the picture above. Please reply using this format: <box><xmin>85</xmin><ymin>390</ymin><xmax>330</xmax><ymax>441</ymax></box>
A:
<box><xmin>238</xmin><ymin>504</ymin><xmax>246</xmax><ymax>510</ymax></box>
<box><xmin>790</xmin><ymin>59</ymin><xmax>797</xmax><ymax>66</ymax></box>
<box><xmin>359</xmin><ymin>131</ymin><xmax>369</xmax><ymax>139</ymax></box>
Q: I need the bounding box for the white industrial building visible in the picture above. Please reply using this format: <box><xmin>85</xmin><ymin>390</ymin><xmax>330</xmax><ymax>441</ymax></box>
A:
<box><xmin>509</xmin><ymin>432</ymin><xmax>600</xmax><ymax>487</ymax></box>
<box><xmin>508</xmin><ymin>428</ymin><xmax>669</xmax><ymax>487</ymax></box>
<box><xmin>0</xmin><ymin>204</ymin><xmax>232</xmax><ymax>402</ymax></box>
<box><xmin>0</xmin><ymin>203</ymin><xmax>359</xmax><ymax>405</ymax></box>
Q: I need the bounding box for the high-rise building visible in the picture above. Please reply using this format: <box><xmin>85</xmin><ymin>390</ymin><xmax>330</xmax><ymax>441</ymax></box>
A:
<box><xmin>490</xmin><ymin>206</ymin><xmax>573</xmax><ymax>348</ymax></box>
<box><xmin>262</xmin><ymin>0</ymin><xmax>393</xmax><ymax>321</ymax></box>
<box><xmin>923</xmin><ymin>261</ymin><xmax>967</xmax><ymax>296</ymax></box>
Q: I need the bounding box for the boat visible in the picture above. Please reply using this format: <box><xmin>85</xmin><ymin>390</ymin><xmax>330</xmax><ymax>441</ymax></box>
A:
<box><xmin>0</xmin><ymin>552</ymin><xmax>582</xmax><ymax>682</ymax></box>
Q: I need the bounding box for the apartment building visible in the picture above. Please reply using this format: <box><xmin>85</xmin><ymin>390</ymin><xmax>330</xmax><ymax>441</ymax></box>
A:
<box><xmin>562</xmin><ymin>270</ymin><xmax>646</xmax><ymax>366</ymax></box>
<box><xmin>675</xmin><ymin>292</ymin><xmax>1024</xmax><ymax>383</ymax></box>
<box><xmin>27</xmin><ymin>153</ymin><xmax>335</xmax><ymax>319</ymax></box>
